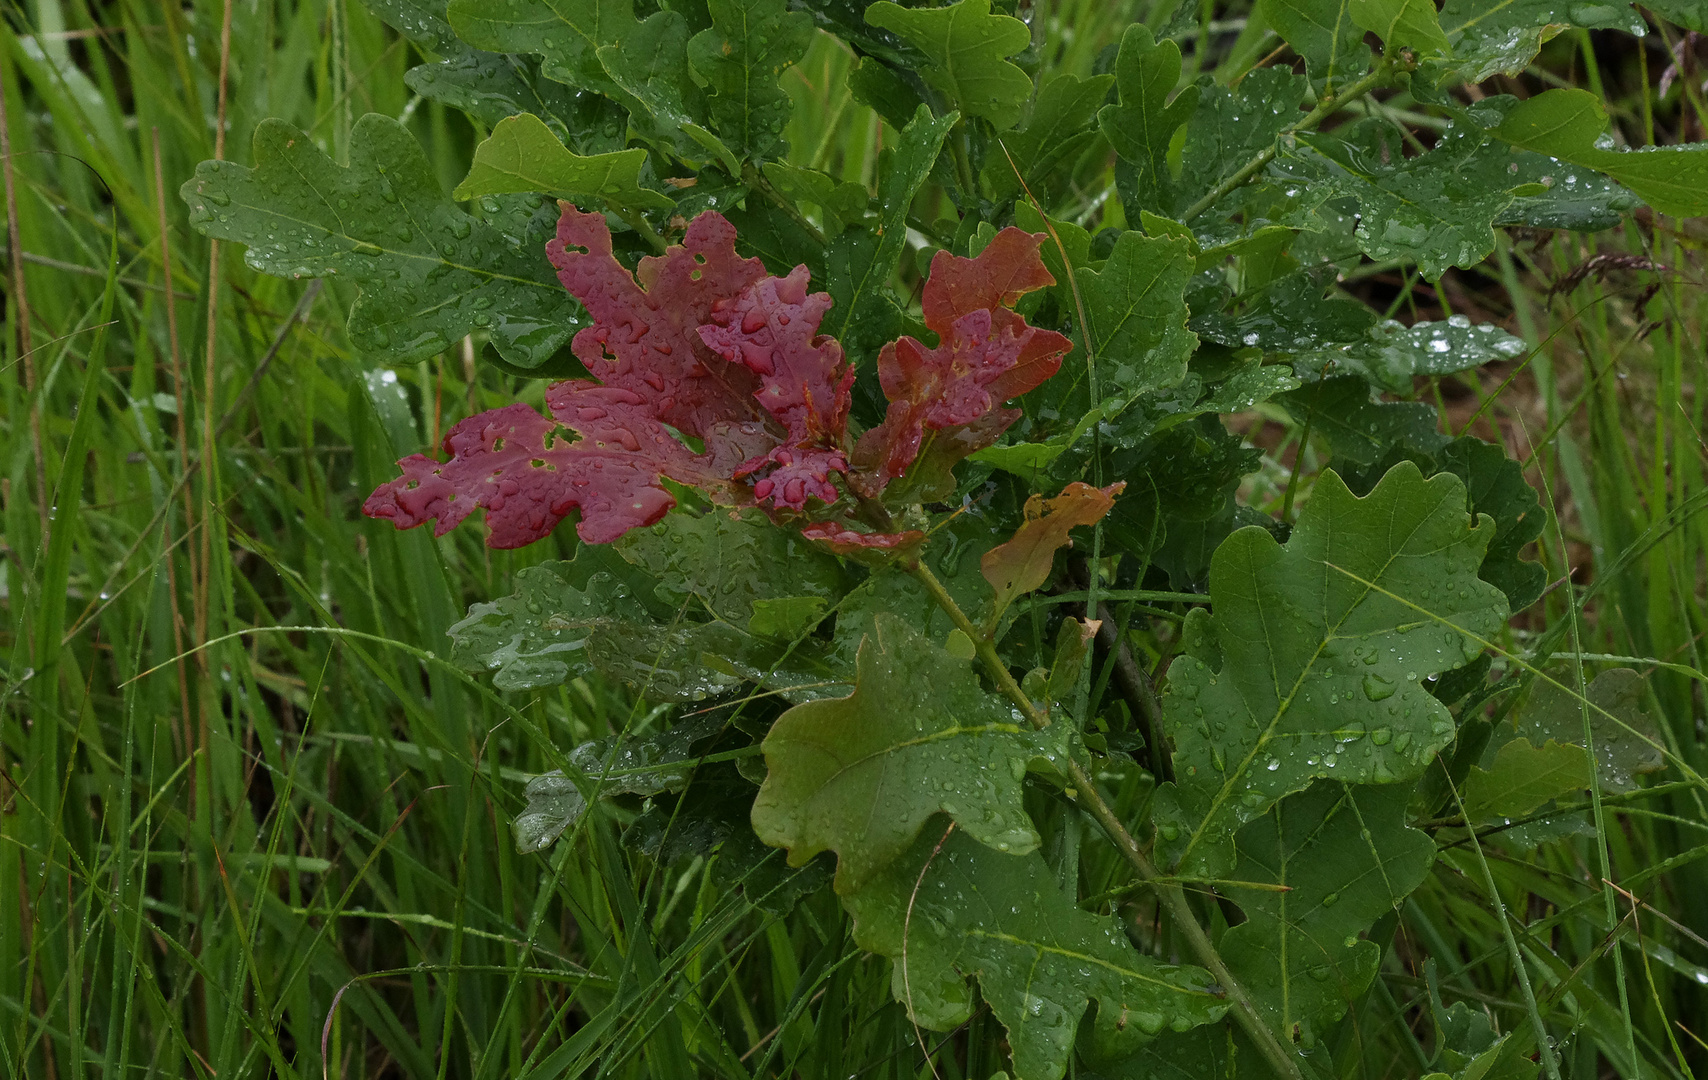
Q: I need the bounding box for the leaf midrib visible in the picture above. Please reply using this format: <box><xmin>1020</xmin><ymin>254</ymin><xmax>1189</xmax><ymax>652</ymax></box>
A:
<box><xmin>1177</xmin><ymin>485</ymin><xmax>1451</xmax><ymax>868</ymax></box>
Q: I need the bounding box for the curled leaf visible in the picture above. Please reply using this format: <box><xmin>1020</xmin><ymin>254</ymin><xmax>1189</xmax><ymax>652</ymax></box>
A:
<box><xmin>698</xmin><ymin>266</ymin><xmax>855</xmax><ymax>508</ymax></box>
<box><xmin>548</xmin><ymin>204</ymin><xmax>771</xmax><ymax>439</ymax></box>
<box><xmin>367</xmin><ymin>207</ymin><xmax>865</xmax><ymax>545</ymax></box>
<box><xmin>981</xmin><ymin>482</ymin><xmax>1125</xmax><ymax>616</ymax></box>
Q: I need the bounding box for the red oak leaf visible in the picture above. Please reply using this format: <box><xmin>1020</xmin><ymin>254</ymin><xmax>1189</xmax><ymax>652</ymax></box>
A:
<box><xmin>548</xmin><ymin>204</ymin><xmax>773</xmax><ymax>440</ymax></box>
<box><xmin>698</xmin><ymin>265</ymin><xmax>854</xmax><ymax>509</ymax></box>
<box><xmin>365</xmin><ymin>211</ymin><xmax>1070</xmax><ymax>553</ymax></box>
<box><xmin>853</xmin><ymin>228</ymin><xmax>1072</xmax><ymax>495</ymax></box>
<box><xmin>368</xmin><ymin>207</ymin><xmax>793</xmax><ymax>548</ymax></box>
<box><xmin>363</xmin><ymin>383</ymin><xmax>731</xmax><ymax>547</ymax></box>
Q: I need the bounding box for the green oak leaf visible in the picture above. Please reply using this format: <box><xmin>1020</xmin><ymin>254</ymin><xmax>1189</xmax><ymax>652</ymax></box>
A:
<box><xmin>1013</xmin><ymin>201</ymin><xmax>1095</xmax><ymax>312</ymax></box>
<box><xmin>181</xmin><ymin>114</ymin><xmax>580</xmax><ymax>367</ymax></box>
<box><xmin>1096</xmin><ymin>782</ymin><xmax>1435</xmax><ymax>1063</ymax></box>
<box><xmin>1513</xmin><ymin>668</ymin><xmax>1665</xmax><ymax>793</ymax></box>
<box><xmin>453</xmin><ymin>112</ymin><xmax>675</xmax><ymax>210</ymax></box>
<box><xmin>1259</xmin><ymin>0</ymin><xmax>1371</xmax><ymax>89</ymax></box>
<box><xmin>1645</xmin><ymin>0</ymin><xmax>1708</xmax><ymax>30</ymax></box>
<box><xmin>1192</xmin><ymin>268</ymin><xmax>1376</xmax><ymax>354</ymax></box>
<box><xmin>448</xmin><ymin>0</ymin><xmax>632</xmax><ymax>99</ymax></box>
<box><xmin>1272</xmin><ymin>118</ymin><xmax>1529</xmax><ymax>280</ymax></box>
<box><xmin>513</xmin><ymin>715</ymin><xmax>723</xmax><ymax>852</ymax></box>
<box><xmin>1350</xmin><ymin>0</ymin><xmax>1449</xmax><ymax>54</ymax></box>
<box><xmin>748</xmin><ymin>596</ymin><xmax>831</xmax><ymax>640</ymax></box>
<box><xmin>448</xmin><ymin>559</ymin><xmax>787</xmax><ymax>701</ymax></box>
<box><xmin>829</xmin><ymin>514</ymin><xmax>1010</xmax><ymax>675</ymax></box>
<box><xmin>1462</xmin><ymin>738</ymin><xmax>1591</xmax><ymax>821</ymax></box>
<box><xmin>1438</xmin><ymin>439</ymin><xmax>1547</xmax><ymax>613</ymax></box>
<box><xmin>1437</xmin><ymin>0</ymin><xmax>1646</xmax><ymax>82</ymax></box>
<box><xmin>1293</xmin><ymin>315</ymin><xmax>1529</xmax><ymax>395</ymax></box>
<box><xmin>752</xmin><ymin>614</ymin><xmax>1059</xmax><ymax>893</ymax></box>
<box><xmin>1077</xmin><ymin>231</ymin><xmax>1198</xmax><ymax>410</ymax></box>
<box><xmin>1099</xmin><ymin>25</ymin><xmax>1199</xmax><ymax>218</ymax></box>
<box><xmin>1280</xmin><ymin>376</ymin><xmax>1450</xmax><ymax>464</ymax></box>
<box><xmin>1493</xmin><ymin>88</ymin><xmax>1708</xmax><ymax>219</ymax></box>
<box><xmin>1223</xmin><ymin>781</ymin><xmax>1435</xmax><ymax>1044</ymax></box>
<box><xmin>1086</xmin><ymin>1025</ymin><xmax>1271</xmax><ymax>1080</ymax></box>
<box><xmin>1338</xmin><ymin>436</ymin><xmax>1548</xmax><ymax>613</ymax></box>
<box><xmin>762</xmin><ymin>162</ymin><xmax>869</xmax><ymax>237</ymax></box>
<box><xmin>688</xmin><ymin>0</ymin><xmax>814</xmax><ymax>162</ymax></box>
<box><xmin>1427</xmin><ymin>969</ymin><xmax>1543</xmax><ymax>1080</ymax></box>
<box><xmin>845</xmin><ymin>827</ymin><xmax>1230</xmax><ymax>1080</ymax></box>
<box><xmin>863</xmin><ymin>0</ymin><xmax>1033</xmax><ymax>129</ymax></box>
<box><xmin>1495</xmin><ymin>144</ymin><xmax>1640</xmax><ymax>232</ymax></box>
<box><xmin>824</xmin><ymin>105</ymin><xmax>956</xmax><ymax>367</ymax></box>
<box><xmin>724</xmin><ymin>200</ymin><xmax>827</xmax><ymax>274</ymax></box>
<box><xmin>1169</xmin><ymin>67</ymin><xmax>1309</xmax><ymax>220</ymax></box>
<box><xmin>984</xmin><ymin>72</ymin><xmax>1115</xmax><ymax>203</ymax></box>
<box><xmin>614</xmin><ymin>509</ymin><xmax>851</xmax><ymax>632</ymax></box>
<box><xmin>364</xmin><ymin>0</ymin><xmax>604</xmax><ymax>135</ymax></box>
<box><xmin>448</xmin><ymin>0</ymin><xmax>736</xmax><ymax>167</ymax></box>
<box><xmin>448</xmin><ymin>562</ymin><xmax>624</xmax><ymax>692</ymax></box>
<box><xmin>847</xmin><ymin>55</ymin><xmax>928</xmax><ymax>133</ymax></box>
<box><xmin>971</xmin><ymin>408</ymin><xmax>1101</xmax><ymax>479</ymax></box>
<box><xmin>600</xmin><ymin>14</ymin><xmax>741</xmax><ymax>172</ymax></box>
<box><xmin>1154</xmin><ymin>462</ymin><xmax>1508</xmax><ymax>879</ymax></box>
<box><xmin>1104</xmin><ymin>415</ymin><xmax>1262</xmax><ymax>568</ymax></box>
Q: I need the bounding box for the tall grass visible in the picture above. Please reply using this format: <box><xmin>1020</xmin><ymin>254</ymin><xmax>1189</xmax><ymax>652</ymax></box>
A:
<box><xmin>0</xmin><ymin>2</ymin><xmax>1703</xmax><ymax>1078</ymax></box>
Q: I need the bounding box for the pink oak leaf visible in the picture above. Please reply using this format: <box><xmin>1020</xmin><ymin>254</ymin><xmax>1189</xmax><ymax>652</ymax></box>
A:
<box><xmin>698</xmin><ymin>265</ymin><xmax>854</xmax><ymax>509</ymax></box>
<box><xmin>363</xmin><ymin>383</ymin><xmax>730</xmax><ymax>547</ymax></box>
<box><xmin>547</xmin><ymin>204</ymin><xmax>773</xmax><ymax>441</ymax></box>
<box><xmin>799</xmin><ymin>521</ymin><xmax>926</xmax><ymax>561</ymax></box>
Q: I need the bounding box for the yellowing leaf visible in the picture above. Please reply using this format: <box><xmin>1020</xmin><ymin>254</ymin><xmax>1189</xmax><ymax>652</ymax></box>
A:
<box><xmin>980</xmin><ymin>482</ymin><xmax>1124</xmax><ymax>616</ymax></box>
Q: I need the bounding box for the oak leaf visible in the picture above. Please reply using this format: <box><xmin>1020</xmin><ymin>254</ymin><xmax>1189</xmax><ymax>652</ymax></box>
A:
<box><xmin>854</xmin><ymin>228</ymin><xmax>1073</xmax><ymax>494</ymax></box>
<box><xmin>981</xmin><ymin>482</ymin><xmax>1125</xmax><ymax>616</ymax></box>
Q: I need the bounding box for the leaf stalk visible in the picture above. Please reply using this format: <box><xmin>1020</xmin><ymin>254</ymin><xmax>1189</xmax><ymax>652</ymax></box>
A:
<box><xmin>907</xmin><ymin>560</ymin><xmax>1306</xmax><ymax>1080</ymax></box>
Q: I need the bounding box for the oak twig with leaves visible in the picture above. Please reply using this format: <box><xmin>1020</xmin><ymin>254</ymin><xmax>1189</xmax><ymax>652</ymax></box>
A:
<box><xmin>181</xmin><ymin>0</ymin><xmax>1702</xmax><ymax>1075</ymax></box>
